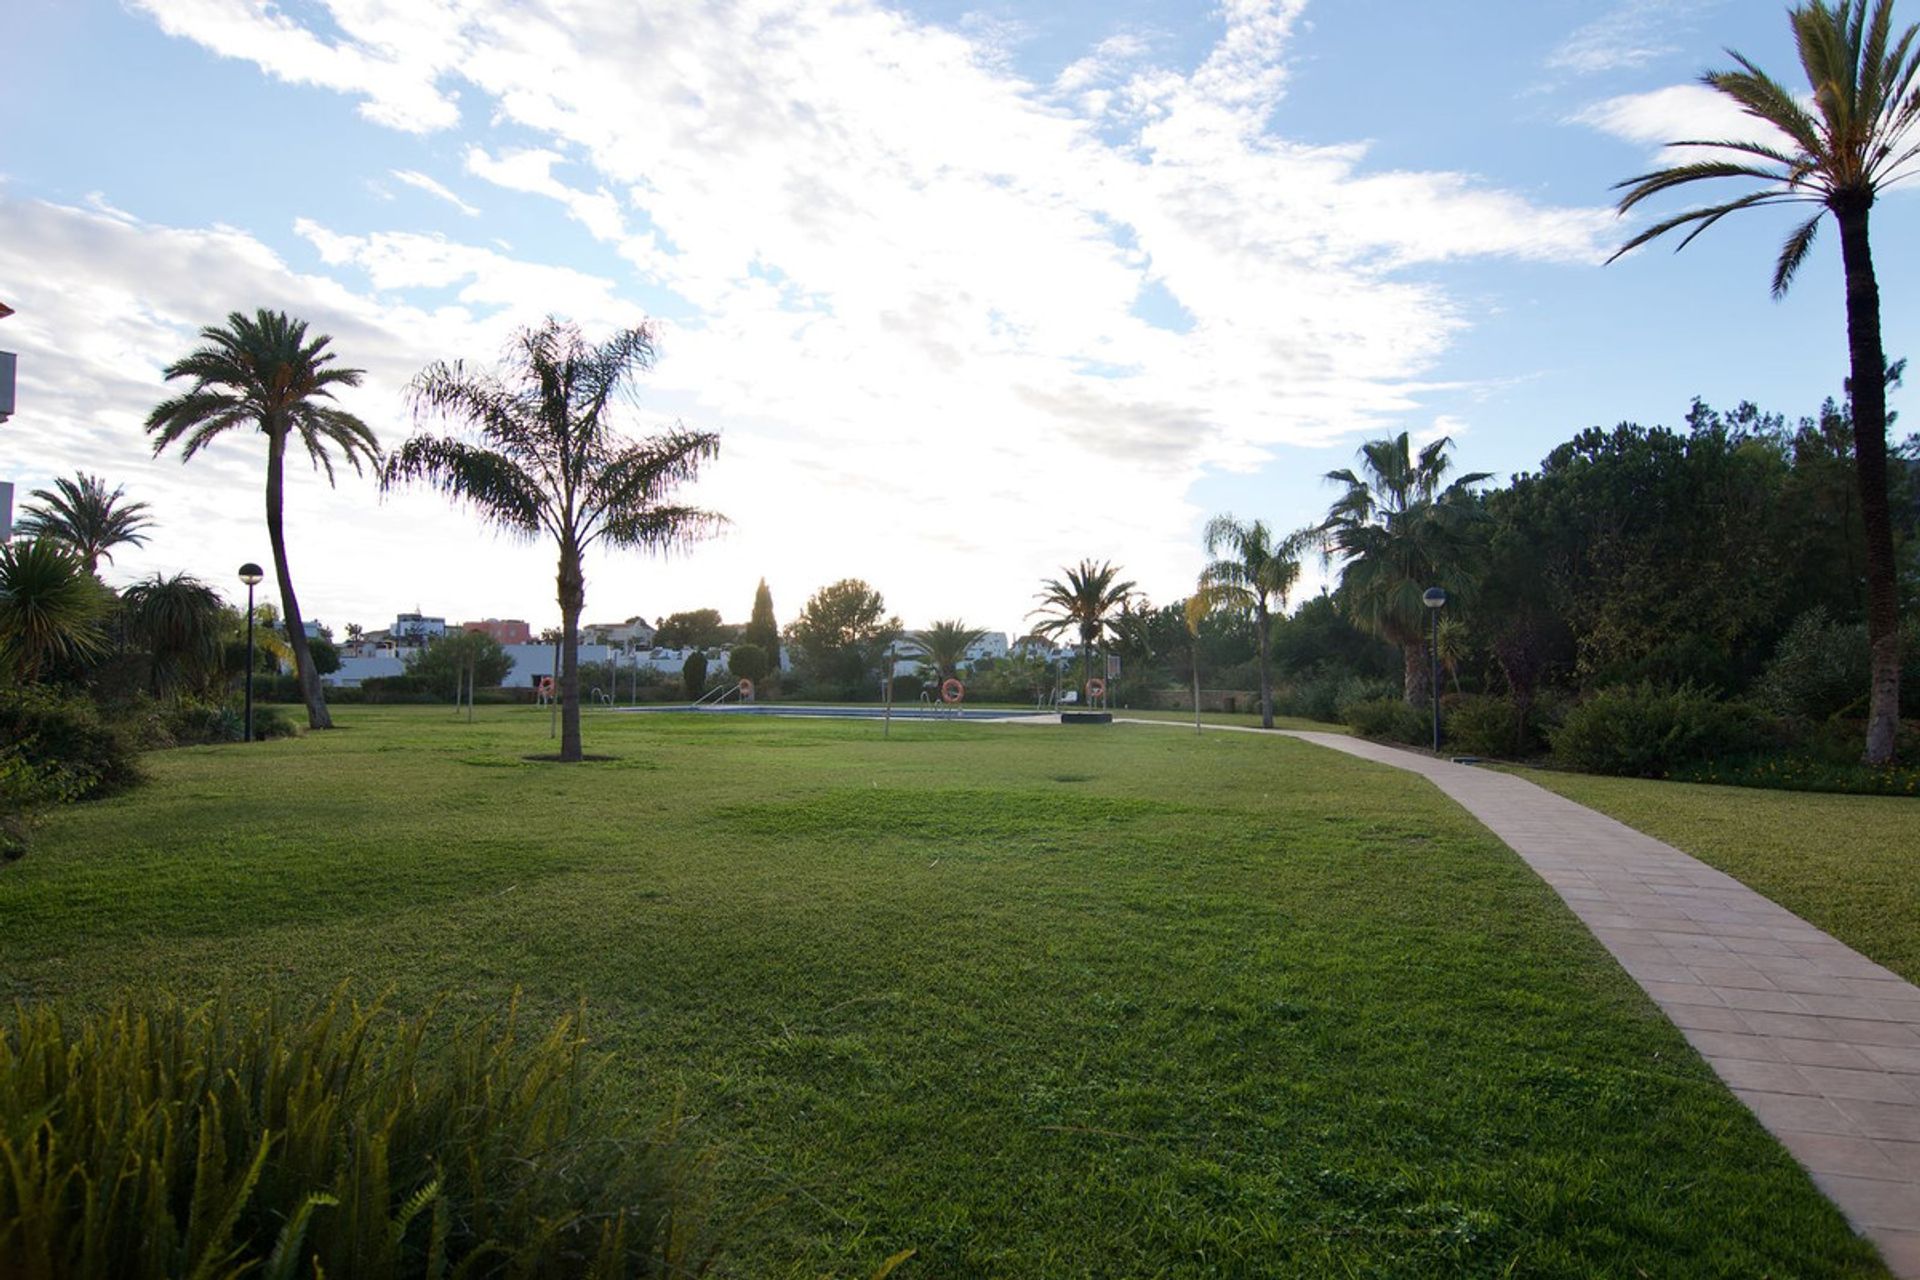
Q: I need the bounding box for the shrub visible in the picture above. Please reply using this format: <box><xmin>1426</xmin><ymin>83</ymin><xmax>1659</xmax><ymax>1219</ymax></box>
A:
<box><xmin>0</xmin><ymin>988</ymin><xmax>712</xmax><ymax>1280</ymax></box>
<box><xmin>682</xmin><ymin>651</ymin><xmax>709</xmax><ymax>699</ymax></box>
<box><xmin>1444</xmin><ymin>694</ymin><xmax>1536</xmax><ymax>759</ymax></box>
<box><xmin>0</xmin><ymin>684</ymin><xmax>143</xmax><ymax>799</ymax></box>
<box><xmin>1550</xmin><ymin>683</ymin><xmax>1766</xmax><ymax>778</ymax></box>
<box><xmin>1343</xmin><ymin>696</ymin><xmax>1428</xmax><ymax>744</ymax></box>
<box><xmin>727</xmin><ymin>643</ymin><xmax>769</xmax><ymax>683</ymax></box>
<box><xmin>1757</xmin><ymin>608</ymin><xmax>1920</xmax><ymax>719</ymax></box>
<box><xmin>0</xmin><ymin>746</ymin><xmax>84</xmax><ymax>862</ymax></box>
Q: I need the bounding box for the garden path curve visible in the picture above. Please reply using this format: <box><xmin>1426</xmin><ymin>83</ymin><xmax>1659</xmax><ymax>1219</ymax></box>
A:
<box><xmin>1117</xmin><ymin>719</ymin><xmax>1920</xmax><ymax>1276</ymax></box>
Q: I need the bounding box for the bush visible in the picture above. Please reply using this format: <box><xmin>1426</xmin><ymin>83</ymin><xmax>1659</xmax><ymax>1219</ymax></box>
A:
<box><xmin>1550</xmin><ymin>683</ymin><xmax>1766</xmax><ymax>778</ymax></box>
<box><xmin>0</xmin><ymin>685</ymin><xmax>143</xmax><ymax>800</ymax></box>
<box><xmin>682</xmin><ymin>651</ymin><xmax>709</xmax><ymax>699</ymax></box>
<box><xmin>1757</xmin><ymin>608</ymin><xmax>1920</xmax><ymax>720</ymax></box>
<box><xmin>1443</xmin><ymin>694</ymin><xmax>1536</xmax><ymax>759</ymax></box>
<box><xmin>1343</xmin><ymin>696</ymin><xmax>1428</xmax><ymax>744</ymax></box>
<box><xmin>727</xmin><ymin>643</ymin><xmax>769</xmax><ymax>684</ymax></box>
<box><xmin>0</xmin><ymin>988</ymin><xmax>711</xmax><ymax>1280</ymax></box>
<box><xmin>0</xmin><ymin>746</ymin><xmax>84</xmax><ymax>862</ymax></box>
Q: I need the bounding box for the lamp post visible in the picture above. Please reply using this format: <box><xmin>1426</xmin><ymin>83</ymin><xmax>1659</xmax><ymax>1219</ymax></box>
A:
<box><xmin>1422</xmin><ymin>586</ymin><xmax>1447</xmax><ymax>752</ymax></box>
<box><xmin>238</xmin><ymin>563</ymin><xmax>264</xmax><ymax>743</ymax></box>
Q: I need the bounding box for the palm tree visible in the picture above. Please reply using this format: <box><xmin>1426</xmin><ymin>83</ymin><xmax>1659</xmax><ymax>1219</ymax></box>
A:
<box><xmin>15</xmin><ymin>474</ymin><xmax>154</xmax><ymax>575</ymax></box>
<box><xmin>145</xmin><ymin>310</ymin><xmax>379</xmax><ymax>730</ymax></box>
<box><xmin>0</xmin><ymin>539</ymin><xmax>110</xmax><ymax>682</ymax></box>
<box><xmin>1319</xmin><ymin>433</ymin><xmax>1489</xmax><ymax>707</ymax></box>
<box><xmin>121</xmin><ymin>572</ymin><xmax>227</xmax><ymax>697</ymax></box>
<box><xmin>908</xmin><ymin>620</ymin><xmax>988</xmax><ymax>682</ymax></box>
<box><xmin>1609</xmin><ymin>0</ymin><xmax>1917</xmax><ymax>763</ymax></box>
<box><xmin>1031</xmin><ymin>559</ymin><xmax>1138</xmax><ymax>690</ymax></box>
<box><xmin>1193</xmin><ymin>516</ymin><xmax>1308</xmax><ymax>730</ymax></box>
<box><xmin>383</xmin><ymin>318</ymin><xmax>722</xmax><ymax>762</ymax></box>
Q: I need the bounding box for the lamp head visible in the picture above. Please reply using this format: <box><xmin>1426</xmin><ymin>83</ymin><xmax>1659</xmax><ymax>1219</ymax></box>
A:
<box><xmin>238</xmin><ymin>562</ymin><xmax>265</xmax><ymax>587</ymax></box>
<box><xmin>1422</xmin><ymin>587</ymin><xmax>1448</xmax><ymax>610</ymax></box>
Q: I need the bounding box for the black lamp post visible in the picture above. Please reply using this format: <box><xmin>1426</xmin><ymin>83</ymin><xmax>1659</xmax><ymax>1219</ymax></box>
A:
<box><xmin>239</xmin><ymin>563</ymin><xmax>264</xmax><ymax>742</ymax></box>
<box><xmin>1422</xmin><ymin>586</ymin><xmax>1447</xmax><ymax>752</ymax></box>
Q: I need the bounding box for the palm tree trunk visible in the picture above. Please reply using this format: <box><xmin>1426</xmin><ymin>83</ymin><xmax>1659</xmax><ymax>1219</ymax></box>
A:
<box><xmin>1402</xmin><ymin>638</ymin><xmax>1431</xmax><ymax>709</ymax></box>
<box><xmin>557</xmin><ymin>543</ymin><xmax>585</xmax><ymax>762</ymax></box>
<box><xmin>1256</xmin><ymin>606</ymin><xmax>1274</xmax><ymax>730</ymax></box>
<box><xmin>264</xmin><ymin>427</ymin><xmax>332</xmax><ymax>730</ymax></box>
<box><xmin>1836</xmin><ymin>200</ymin><xmax>1902</xmax><ymax>765</ymax></box>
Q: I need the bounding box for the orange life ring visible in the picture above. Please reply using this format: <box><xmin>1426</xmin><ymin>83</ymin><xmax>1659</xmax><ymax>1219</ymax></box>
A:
<box><xmin>737</xmin><ymin>677</ymin><xmax>754</xmax><ymax>699</ymax></box>
<box><xmin>940</xmin><ymin>677</ymin><xmax>965</xmax><ymax>704</ymax></box>
<box><xmin>1085</xmin><ymin>677</ymin><xmax>1106</xmax><ymax>700</ymax></box>
<box><xmin>536</xmin><ymin>676</ymin><xmax>555</xmax><ymax>694</ymax></box>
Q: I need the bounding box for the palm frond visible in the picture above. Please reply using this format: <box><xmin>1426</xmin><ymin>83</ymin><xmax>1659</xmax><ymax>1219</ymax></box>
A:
<box><xmin>381</xmin><ymin>437</ymin><xmax>546</xmax><ymax>538</ymax></box>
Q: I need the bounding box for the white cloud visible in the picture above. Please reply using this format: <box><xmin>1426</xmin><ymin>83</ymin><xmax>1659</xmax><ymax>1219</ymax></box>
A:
<box><xmin>1572</xmin><ymin>83</ymin><xmax>1797</xmax><ymax>167</ymax></box>
<box><xmin>127</xmin><ymin>0</ymin><xmax>468</xmax><ymax>131</ymax></box>
<box><xmin>1547</xmin><ymin>0</ymin><xmax>1714</xmax><ymax>76</ymax></box>
<box><xmin>65</xmin><ymin>0</ymin><xmax>1621</xmax><ymax>630</ymax></box>
<box><xmin>390</xmin><ymin>169</ymin><xmax>480</xmax><ymax>216</ymax></box>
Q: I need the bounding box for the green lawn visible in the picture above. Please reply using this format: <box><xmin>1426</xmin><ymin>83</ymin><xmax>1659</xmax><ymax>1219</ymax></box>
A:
<box><xmin>1515</xmin><ymin>765</ymin><xmax>1920</xmax><ymax>986</ymax></box>
<box><xmin>0</xmin><ymin>707</ymin><xmax>1888</xmax><ymax>1277</ymax></box>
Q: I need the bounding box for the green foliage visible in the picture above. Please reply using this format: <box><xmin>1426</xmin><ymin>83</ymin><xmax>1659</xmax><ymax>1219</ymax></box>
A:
<box><xmin>0</xmin><ymin>746</ymin><xmax>84</xmax><ymax>862</ymax></box>
<box><xmin>0</xmin><ymin>988</ymin><xmax>707</xmax><ymax>1280</ymax></box>
<box><xmin>0</xmin><ymin>539</ymin><xmax>111</xmax><ymax>682</ymax></box>
<box><xmin>789</xmin><ymin>579</ymin><xmax>899</xmax><ymax>695</ymax></box>
<box><xmin>121</xmin><ymin>572</ymin><xmax>229</xmax><ymax>697</ymax></box>
<box><xmin>307</xmin><ymin>634</ymin><xmax>341</xmax><ymax>675</ymax></box>
<box><xmin>1550</xmin><ymin>684</ymin><xmax>1767</xmax><ymax>778</ymax></box>
<box><xmin>726</xmin><ymin>643</ymin><xmax>769</xmax><ymax>683</ymax></box>
<box><xmin>0</xmin><ymin>684</ymin><xmax>144</xmax><ymax>800</ymax></box>
<box><xmin>1442</xmin><ymin>694</ymin><xmax>1538</xmax><ymax>759</ymax></box>
<box><xmin>682</xmin><ymin>651</ymin><xmax>709</xmax><ymax>698</ymax></box>
<box><xmin>14</xmin><ymin>473</ymin><xmax>155</xmax><ymax>574</ymax></box>
<box><xmin>1342</xmin><ymin>696</ymin><xmax>1429</xmax><ymax>744</ymax></box>
<box><xmin>654</xmin><ymin>609</ymin><xmax>726</xmax><ymax>649</ymax></box>
<box><xmin>407</xmin><ymin>631</ymin><xmax>514</xmax><ymax>698</ymax></box>
<box><xmin>906</xmin><ymin>620</ymin><xmax>987</xmax><ymax>681</ymax></box>
<box><xmin>1030</xmin><ymin>560</ymin><xmax>1137</xmax><ymax>685</ymax></box>
<box><xmin>743</xmin><ymin>579</ymin><xmax>780</xmax><ymax>661</ymax></box>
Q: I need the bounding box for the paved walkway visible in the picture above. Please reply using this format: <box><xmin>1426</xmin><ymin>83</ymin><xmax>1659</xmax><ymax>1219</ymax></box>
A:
<box><xmin>1115</xmin><ymin>719</ymin><xmax>1920</xmax><ymax>1274</ymax></box>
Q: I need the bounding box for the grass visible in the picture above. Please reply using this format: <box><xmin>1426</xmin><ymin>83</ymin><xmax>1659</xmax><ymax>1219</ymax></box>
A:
<box><xmin>1515</xmin><ymin>765</ymin><xmax>1920</xmax><ymax>987</ymax></box>
<box><xmin>0</xmin><ymin>706</ymin><xmax>1889</xmax><ymax>1278</ymax></box>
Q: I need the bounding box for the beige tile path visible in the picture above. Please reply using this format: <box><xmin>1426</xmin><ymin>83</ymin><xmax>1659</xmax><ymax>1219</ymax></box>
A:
<box><xmin>1115</xmin><ymin>718</ymin><xmax>1920</xmax><ymax>1275</ymax></box>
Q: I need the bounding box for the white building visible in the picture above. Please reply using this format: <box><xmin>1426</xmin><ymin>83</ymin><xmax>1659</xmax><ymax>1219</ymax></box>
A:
<box><xmin>393</xmin><ymin>612</ymin><xmax>446</xmax><ymax>643</ymax></box>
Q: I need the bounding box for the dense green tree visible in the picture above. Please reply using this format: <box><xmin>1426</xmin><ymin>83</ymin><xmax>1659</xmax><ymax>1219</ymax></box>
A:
<box><xmin>1193</xmin><ymin>516</ymin><xmax>1308</xmax><ymax>729</ymax></box>
<box><xmin>654</xmin><ymin>608</ymin><xmax>726</xmax><ymax>648</ymax></box>
<box><xmin>1609</xmin><ymin>0</ymin><xmax>1918</xmax><ymax>761</ymax></box>
<box><xmin>727</xmin><ymin>642</ymin><xmax>770</xmax><ymax>684</ymax></box>
<box><xmin>1031</xmin><ymin>560</ymin><xmax>1137</xmax><ymax>688</ymax></box>
<box><xmin>790</xmin><ymin>579</ymin><xmax>899</xmax><ymax>694</ymax></box>
<box><xmin>908</xmin><ymin>620</ymin><xmax>988</xmax><ymax>681</ymax></box>
<box><xmin>744</xmin><ymin>579</ymin><xmax>780</xmax><ymax>666</ymax></box>
<box><xmin>146</xmin><ymin>310</ymin><xmax>379</xmax><ymax>730</ymax></box>
<box><xmin>384</xmin><ymin>318</ymin><xmax>722</xmax><ymax>762</ymax></box>
<box><xmin>681</xmin><ymin>650</ymin><xmax>710</xmax><ymax>699</ymax></box>
<box><xmin>0</xmin><ymin>540</ymin><xmax>110</xmax><ymax>682</ymax></box>
<box><xmin>120</xmin><ymin>572</ymin><xmax>226</xmax><ymax>697</ymax></box>
<box><xmin>1319</xmin><ymin>434</ymin><xmax>1490</xmax><ymax>706</ymax></box>
<box><xmin>407</xmin><ymin>630</ymin><xmax>512</xmax><ymax>698</ymax></box>
<box><xmin>15</xmin><ymin>474</ymin><xmax>154</xmax><ymax>575</ymax></box>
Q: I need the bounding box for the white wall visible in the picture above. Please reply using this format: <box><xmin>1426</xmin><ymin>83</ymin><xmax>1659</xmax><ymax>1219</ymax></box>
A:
<box><xmin>324</xmin><ymin>654</ymin><xmax>405</xmax><ymax>687</ymax></box>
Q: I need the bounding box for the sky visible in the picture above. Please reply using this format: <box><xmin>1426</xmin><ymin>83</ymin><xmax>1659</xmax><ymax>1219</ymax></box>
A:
<box><xmin>2</xmin><ymin>0</ymin><xmax>1915</xmax><ymax>641</ymax></box>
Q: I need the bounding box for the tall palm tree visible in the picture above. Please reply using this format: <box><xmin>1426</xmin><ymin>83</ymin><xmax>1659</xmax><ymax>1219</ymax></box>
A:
<box><xmin>908</xmin><ymin>619</ymin><xmax>988</xmax><ymax>682</ymax></box>
<box><xmin>383</xmin><ymin>318</ymin><xmax>722</xmax><ymax>762</ymax></box>
<box><xmin>1609</xmin><ymin>0</ymin><xmax>1917</xmax><ymax>762</ymax></box>
<box><xmin>15</xmin><ymin>473</ymin><xmax>154</xmax><ymax>575</ymax></box>
<box><xmin>0</xmin><ymin>539</ymin><xmax>110</xmax><ymax>682</ymax></box>
<box><xmin>121</xmin><ymin>572</ymin><xmax>227</xmax><ymax>697</ymax></box>
<box><xmin>1193</xmin><ymin>516</ymin><xmax>1308</xmax><ymax>730</ymax></box>
<box><xmin>1031</xmin><ymin>559</ymin><xmax>1137</xmax><ymax>689</ymax></box>
<box><xmin>1319</xmin><ymin>433</ymin><xmax>1489</xmax><ymax>707</ymax></box>
<box><xmin>146</xmin><ymin>310</ymin><xmax>379</xmax><ymax>730</ymax></box>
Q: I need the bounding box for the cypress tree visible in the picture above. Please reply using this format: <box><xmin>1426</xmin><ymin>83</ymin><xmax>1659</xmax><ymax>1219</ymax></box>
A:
<box><xmin>745</xmin><ymin>579</ymin><xmax>780</xmax><ymax>672</ymax></box>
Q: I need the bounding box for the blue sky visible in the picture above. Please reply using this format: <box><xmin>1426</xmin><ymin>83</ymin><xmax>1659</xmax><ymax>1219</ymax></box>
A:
<box><xmin>2</xmin><ymin>0</ymin><xmax>1913</xmax><ymax>638</ymax></box>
